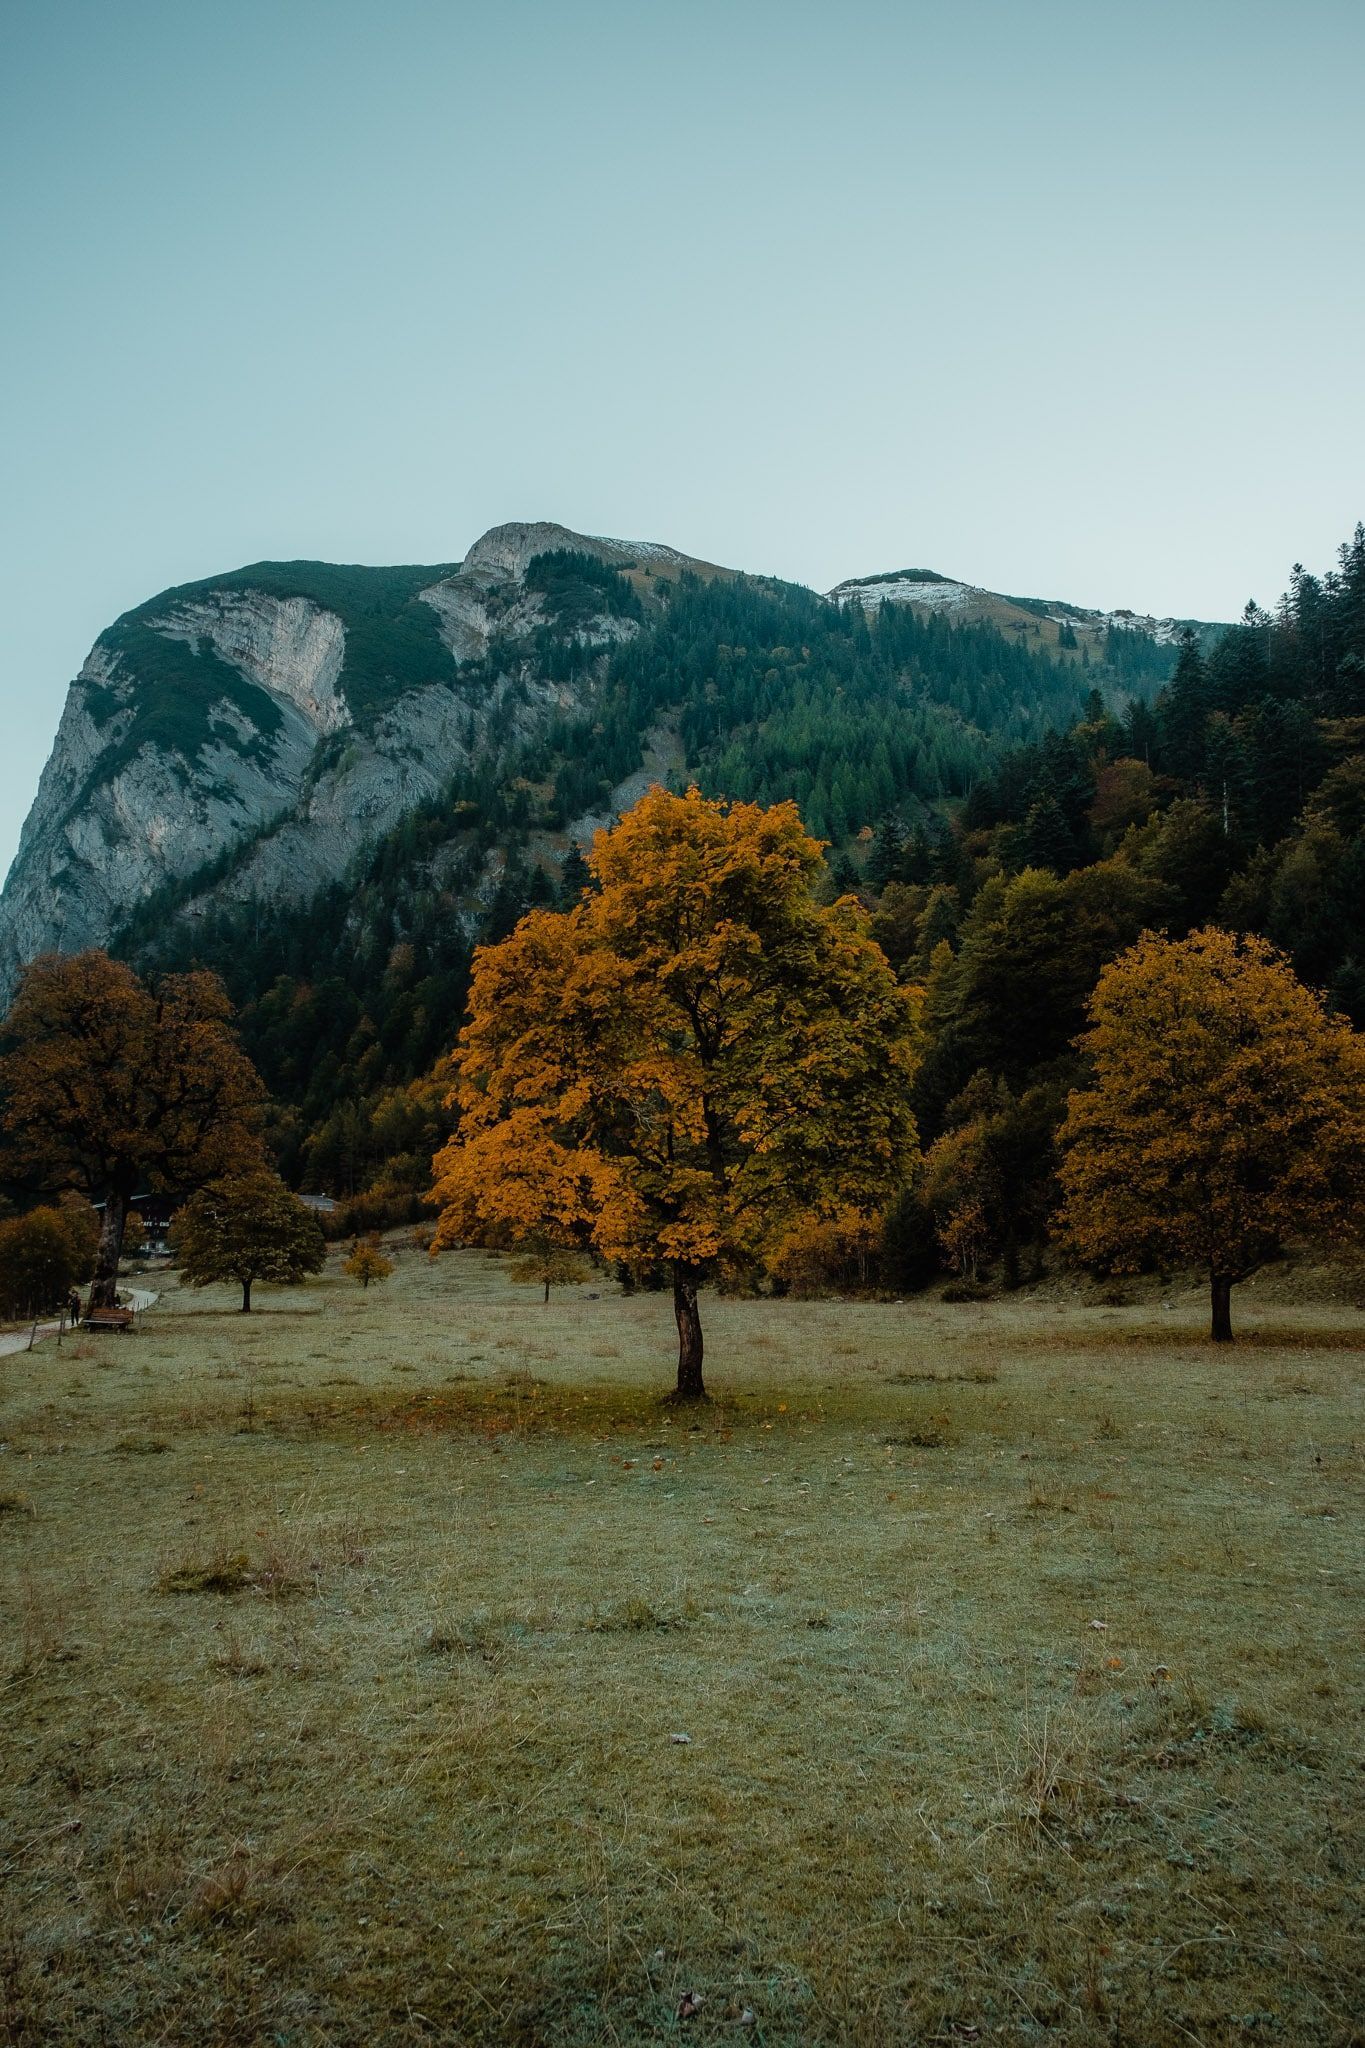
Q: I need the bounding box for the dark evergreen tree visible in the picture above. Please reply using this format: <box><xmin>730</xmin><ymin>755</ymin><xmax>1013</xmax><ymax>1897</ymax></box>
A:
<box><xmin>1239</xmin><ymin>697</ymin><xmax>1326</xmax><ymax>844</ymax></box>
<box><xmin>1201</xmin><ymin>713</ymin><xmax>1250</xmax><ymax>839</ymax></box>
<box><xmin>1021</xmin><ymin>791</ymin><xmax>1079</xmax><ymax>873</ymax></box>
<box><xmin>867</xmin><ymin>815</ymin><xmax>906</xmax><ymax>889</ymax></box>
<box><xmin>559</xmin><ymin>841</ymin><xmax>591</xmax><ymax>903</ymax></box>
<box><xmin>1158</xmin><ymin>630</ymin><xmax>1210</xmax><ymax>777</ymax></box>
<box><xmin>1121</xmin><ymin>696</ymin><xmax>1159</xmax><ymax>765</ymax></box>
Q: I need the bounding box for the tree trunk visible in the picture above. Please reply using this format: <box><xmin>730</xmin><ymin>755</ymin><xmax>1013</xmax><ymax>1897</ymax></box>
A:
<box><xmin>670</xmin><ymin>1263</ymin><xmax>706</xmax><ymax>1401</ymax></box>
<box><xmin>89</xmin><ymin>1176</ymin><xmax>132</xmax><ymax>1311</ymax></box>
<box><xmin>241</xmin><ymin>1277</ymin><xmax>253</xmax><ymax>1313</ymax></box>
<box><xmin>543</xmin><ymin>1278</ymin><xmax>551</xmax><ymax>1304</ymax></box>
<box><xmin>1210</xmin><ymin>1273</ymin><xmax>1234</xmax><ymax>1343</ymax></box>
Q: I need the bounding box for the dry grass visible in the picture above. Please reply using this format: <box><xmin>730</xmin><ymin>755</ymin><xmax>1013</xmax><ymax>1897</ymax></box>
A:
<box><xmin>0</xmin><ymin>1242</ymin><xmax>1361</xmax><ymax>2044</ymax></box>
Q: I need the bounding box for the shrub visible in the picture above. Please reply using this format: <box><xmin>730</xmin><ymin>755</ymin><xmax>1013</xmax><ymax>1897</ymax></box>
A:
<box><xmin>507</xmin><ymin>1242</ymin><xmax>591</xmax><ymax>1303</ymax></box>
<box><xmin>332</xmin><ymin>1184</ymin><xmax>425</xmax><ymax>1238</ymax></box>
<box><xmin>343</xmin><ymin>1236</ymin><xmax>394</xmax><ymax>1289</ymax></box>
<box><xmin>0</xmin><ymin>1204</ymin><xmax>98</xmax><ymax>1318</ymax></box>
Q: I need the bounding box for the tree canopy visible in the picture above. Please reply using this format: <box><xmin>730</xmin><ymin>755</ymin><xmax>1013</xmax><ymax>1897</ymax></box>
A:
<box><xmin>430</xmin><ymin>786</ymin><xmax>922</xmax><ymax>1396</ymax></box>
<box><xmin>1057</xmin><ymin>929</ymin><xmax>1365</xmax><ymax>1339</ymax></box>
<box><xmin>507</xmin><ymin>1241</ymin><xmax>591</xmax><ymax>1303</ymax></box>
<box><xmin>343</xmin><ymin>1236</ymin><xmax>394</xmax><ymax>1289</ymax></box>
<box><xmin>0</xmin><ymin>951</ymin><xmax>265</xmax><ymax>1306</ymax></box>
<box><xmin>171</xmin><ymin>1170</ymin><xmax>326</xmax><ymax>1311</ymax></box>
<box><xmin>0</xmin><ymin>1200</ymin><xmax>99</xmax><ymax>1320</ymax></box>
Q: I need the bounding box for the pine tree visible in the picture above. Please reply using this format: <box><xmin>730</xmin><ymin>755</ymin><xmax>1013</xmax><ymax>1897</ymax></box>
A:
<box><xmin>868</xmin><ymin>815</ymin><xmax>906</xmax><ymax>890</ymax></box>
<box><xmin>1021</xmin><ymin>790</ymin><xmax>1078</xmax><ymax>873</ymax></box>
<box><xmin>1159</xmin><ymin>631</ymin><xmax>1210</xmax><ymax>778</ymax></box>
<box><xmin>559</xmin><ymin>841</ymin><xmax>591</xmax><ymax>903</ymax></box>
<box><xmin>1201</xmin><ymin>713</ymin><xmax>1249</xmax><ymax>839</ymax></box>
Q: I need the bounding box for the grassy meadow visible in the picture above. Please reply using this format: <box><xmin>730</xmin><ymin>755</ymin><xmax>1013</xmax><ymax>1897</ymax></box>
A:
<box><xmin>1</xmin><ymin>1241</ymin><xmax>1361</xmax><ymax>2046</ymax></box>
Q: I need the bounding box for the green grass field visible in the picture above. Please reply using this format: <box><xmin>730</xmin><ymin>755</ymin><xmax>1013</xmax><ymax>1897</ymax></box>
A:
<box><xmin>1</xmin><ymin>1244</ymin><xmax>1361</xmax><ymax>2045</ymax></box>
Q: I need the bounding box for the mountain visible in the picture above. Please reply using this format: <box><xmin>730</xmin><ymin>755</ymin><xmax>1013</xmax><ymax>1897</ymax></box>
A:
<box><xmin>828</xmin><ymin>566</ymin><xmax>1217</xmax><ymax>651</ymax></box>
<box><xmin>3</xmin><ymin>512</ymin><xmax>1357</xmax><ymax>1231</ymax></box>
<box><xmin>0</xmin><ymin>519</ymin><xmax>1215</xmax><ymax>1006</ymax></box>
<box><xmin>0</xmin><ymin>523</ymin><xmax>714</xmax><ymax>997</ymax></box>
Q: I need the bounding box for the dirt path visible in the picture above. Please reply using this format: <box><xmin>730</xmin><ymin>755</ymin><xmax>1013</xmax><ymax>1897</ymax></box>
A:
<box><xmin>0</xmin><ymin>1287</ymin><xmax>160</xmax><ymax>1359</ymax></box>
<box><xmin>0</xmin><ymin>1319</ymin><xmax>61</xmax><ymax>1359</ymax></box>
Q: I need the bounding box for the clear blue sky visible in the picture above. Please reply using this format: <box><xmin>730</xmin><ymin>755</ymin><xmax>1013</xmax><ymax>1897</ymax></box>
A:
<box><xmin>2</xmin><ymin>0</ymin><xmax>1362</xmax><ymax>876</ymax></box>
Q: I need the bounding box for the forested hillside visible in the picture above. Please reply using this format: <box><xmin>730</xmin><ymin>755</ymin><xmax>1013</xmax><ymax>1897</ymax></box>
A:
<box><xmin>80</xmin><ymin>520</ymin><xmax>1358</xmax><ymax>1248</ymax></box>
<box><xmin>4</xmin><ymin>513</ymin><xmax>1361</xmax><ymax>1276</ymax></box>
<box><xmin>866</xmin><ymin>524</ymin><xmax>1365</xmax><ymax>1288</ymax></box>
<box><xmin>111</xmin><ymin>553</ymin><xmax>1189</xmax><ymax>1192</ymax></box>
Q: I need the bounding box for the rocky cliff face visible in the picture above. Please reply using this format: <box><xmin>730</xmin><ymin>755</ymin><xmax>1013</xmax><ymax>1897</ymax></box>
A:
<box><xmin>156</xmin><ymin>590</ymin><xmax>350</xmax><ymax>732</ymax></box>
<box><xmin>1</xmin><ymin>629</ymin><xmax>334</xmax><ymax>985</ymax></box>
<box><xmin>0</xmin><ymin>521</ymin><xmax>1219</xmax><ymax>1006</ymax></box>
<box><xmin>0</xmin><ymin>522</ymin><xmax>681</xmax><ymax>999</ymax></box>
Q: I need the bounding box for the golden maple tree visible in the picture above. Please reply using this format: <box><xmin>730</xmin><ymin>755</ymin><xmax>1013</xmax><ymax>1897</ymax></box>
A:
<box><xmin>0</xmin><ymin>951</ymin><xmax>265</xmax><ymax>1308</ymax></box>
<box><xmin>343</xmin><ymin>1235</ymin><xmax>395</xmax><ymax>1289</ymax></box>
<box><xmin>430</xmin><ymin>786</ymin><xmax>922</xmax><ymax>1398</ymax></box>
<box><xmin>1057</xmin><ymin>928</ymin><xmax>1365</xmax><ymax>1340</ymax></box>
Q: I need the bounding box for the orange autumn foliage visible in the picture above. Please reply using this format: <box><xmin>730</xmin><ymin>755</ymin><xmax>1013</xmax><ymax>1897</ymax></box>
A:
<box><xmin>1058</xmin><ymin>928</ymin><xmax>1365</xmax><ymax>1340</ymax></box>
<box><xmin>343</xmin><ymin>1235</ymin><xmax>395</xmax><ymax>1289</ymax></box>
<box><xmin>765</xmin><ymin>1205</ymin><xmax>882</xmax><ymax>1296</ymax></box>
<box><xmin>430</xmin><ymin>787</ymin><xmax>922</xmax><ymax>1394</ymax></box>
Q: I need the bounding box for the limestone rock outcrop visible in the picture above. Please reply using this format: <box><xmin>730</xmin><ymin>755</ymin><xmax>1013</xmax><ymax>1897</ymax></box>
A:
<box><xmin>0</xmin><ymin>522</ymin><xmax>665</xmax><ymax>998</ymax></box>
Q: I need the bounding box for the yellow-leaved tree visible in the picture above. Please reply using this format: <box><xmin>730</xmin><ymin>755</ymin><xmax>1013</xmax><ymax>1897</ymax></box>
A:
<box><xmin>343</xmin><ymin>1235</ymin><xmax>395</xmax><ymax>1290</ymax></box>
<box><xmin>1058</xmin><ymin>929</ymin><xmax>1365</xmax><ymax>1341</ymax></box>
<box><xmin>430</xmin><ymin>787</ymin><xmax>922</xmax><ymax>1398</ymax></box>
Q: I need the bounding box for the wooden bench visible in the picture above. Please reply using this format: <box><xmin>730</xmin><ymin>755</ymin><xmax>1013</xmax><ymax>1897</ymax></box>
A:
<box><xmin>83</xmin><ymin>1307</ymin><xmax>135</xmax><ymax>1333</ymax></box>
